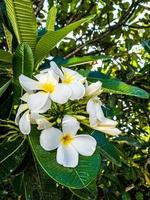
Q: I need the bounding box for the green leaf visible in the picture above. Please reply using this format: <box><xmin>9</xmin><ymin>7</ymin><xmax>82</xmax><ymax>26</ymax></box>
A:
<box><xmin>46</xmin><ymin>6</ymin><xmax>57</xmax><ymax>31</ymax></box>
<box><xmin>59</xmin><ymin>55</ymin><xmax>111</xmax><ymax>67</ymax></box>
<box><xmin>5</xmin><ymin>0</ymin><xmax>37</xmax><ymax>51</ymax></box>
<box><xmin>29</xmin><ymin>128</ymin><xmax>101</xmax><ymax>189</ymax></box>
<box><xmin>0</xmin><ymin>49</ymin><xmax>13</xmax><ymax>63</ymax></box>
<box><xmin>70</xmin><ymin>180</ymin><xmax>97</xmax><ymax>200</ymax></box>
<box><xmin>35</xmin><ymin>15</ymin><xmax>95</xmax><ymax>67</ymax></box>
<box><xmin>2</xmin><ymin>24</ymin><xmax>13</xmax><ymax>53</ymax></box>
<box><xmin>23</xmin><ymin>162</ymin><xmax>63</xmax><ymax>200</ymax></box>
<box><xmin>0</xmin><ymin>79</ymin><xmax>11</xmax><ymax>98</ymax></box>
<box><xmin>0</xmin><ymin>138</ymin><xmax>28</xmax><ymax>182</ymax></box>
<box><xmin>13</xmin><ymin>43</ymin><xmax>34</xmax><ymax>105</ymax></box>
<box><xmin>88</xmin><ymin>71</ymin><xmax>149</xmax><ymax>99</ymax></box>
<box><xmin>92</xmin><ymin>131</ymin><xmax>122</xmax><ymax>166</ymax></box>
<box><xmin>113</xmin><ymin>136</ymin><xmax>141</xmax><ymax>148</ymax></box>
<box><xmin>142</xmin><ymin>40</ymin><xmax>150</xmax><ymax>54</ymax></box>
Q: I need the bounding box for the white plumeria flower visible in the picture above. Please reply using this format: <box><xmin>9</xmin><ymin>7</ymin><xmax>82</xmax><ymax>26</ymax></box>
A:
<box><xmin>19</xmin><ymin>70</ymin><xmax>71</xmax><ymax>112</ymax></box>
<box><xmin>50</xmin><ymin>61</ymin><xmax>86</xmax><ymax>100</ymax></box>
<box><xmin>87</xmin><ymin>97</ymin><xmax>121</xmax><ymax>136</ymax></box>
<box><xmin>40</xmin><ymin>115</ymin><xmax>96</xmax><ymax>168</ymax></box>
<box><xmin>15</xmin><ymin>93</ymin><xmax>51</xmax><ymax>135</ymax></box>
<box><xmin>85</xmin><ymin>81</ymin><xmax>103</xmax><ymax>97</ymax></box>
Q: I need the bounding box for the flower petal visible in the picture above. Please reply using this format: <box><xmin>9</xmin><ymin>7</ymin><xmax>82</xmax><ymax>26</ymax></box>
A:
<box><xmin>15</xmin><ymin>104</ymin><xmax>28</xmax><ymax>125</ymax></box>
<box><xmin>56</xmin><ymin>145</ymin><xmax>79</xmax><ymax>168</ymax></box>
<box><xmin>31</xmin><ymin>113</ymin><xmax>51</xmax><ymax>130</ymax></box>
<box><xmin>27</xmin><ymin>92</ymin><xmax>50</xmax><ymax>113</ymax></box>
<box><xmin>98</xmin><ymin>118</ymin><xmax>118</xmax><ymax>128</ymax></box>
<box><xmin>50</xmin><ymin>61</ymin><xmax>64</xmax><ymax>79</ymax></box>
<box><xmin>73</xmin><ymin>135</ymin><xmax>96</xmax><ymax>156</ymax></box>
<box><xmin>19</xmin><ymin>74</ymin><xmax>39</xmax><ymax>92</ymax></box>
<box><xmin>50</xmin><ymin>84</ymin><xmax>71</xmax><ymax>104</ymax></box>
<box><xmin>69</xmin><ymin>82</ymin><xmax>85</xmax><ymax>100</ymax></box>
<box><xmin>94</xmin><ymin>126</ymin><xmax>121</xmax><ymax>136</ymax></box>
<box><xmin>40</xmin><ymin>127</ymin><xmax>62</xmax><ymax>151</ymax></box>
<box><xmin>62</xmin><ymin>115</ymin><xmax>80</xmax><ymax>135</ymax></box>
<box><xmin>87</xmin><ymin>97</ymin><xmax>105</xmax><ymax>121</ymax></box>
<box><xmin>85</xmin><ymin>81</ymin><xmax>102</xmax><ymax>96</ymax></box>
<box><xmin>19</xmin><ymin>110</ymin><xmax>31</xmax><ymax>135</ymax></box>
<box><xmin>62</xmin><ymin>67</ymin><xmax>85</xmax><ymax>83</ymax></box>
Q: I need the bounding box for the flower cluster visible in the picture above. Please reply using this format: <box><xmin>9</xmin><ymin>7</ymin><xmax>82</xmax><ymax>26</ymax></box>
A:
<box><xmin>15</xmin><ymin>61</ymin><xmax>121</xmax><ymax>168</ymax></box>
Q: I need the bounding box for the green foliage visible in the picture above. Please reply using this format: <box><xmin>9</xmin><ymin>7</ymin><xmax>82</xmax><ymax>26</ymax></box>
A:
<box><xmin>12</xmin><ymin>43</ymin><xmax>34</xmax><ymax>105</ymax></box>
<box><xmin>0</xmin><ymin>0</ymin><xmax>149</xmax><ymax>199</ymax></box>
<box><xmin>0</xmin><ymin>137</ymin><xmax>28</xmax><ymax>182</ymax></box>
<box><xmin>88</xmin><ymin>71</ymin><xmax>149</xmax><ymax>99</ymax></box>
<box><xmin>0</xmin><ymin>49</ymin><xmax>13</xmax><ymax>63</ymax></box>
<box><xmin>46</xmin><ymin>6</ymin><xmax>57</xmax><ymax>31</ymax></box>
<box><xmin>29</xmin><ymin>128</ymin><xmax>101</xmax><ymax>189</ymax></box>
<box><xmin>0</xmin><ymin>79</ymin><xmax>11</xmax><ymax>97</ymax></box>
<box><xmin>59</xmin><ymin>55</ymin><xmax>111</xmax><ymax>67</ymax></box>
<box><xmin>5</xmin><ymin>0</ymin><xmax>37</xmax><ymax>51</ymax></box>
<box><xmin>34</xmin><ymin>15</ymin><xmax>95</xmax><ymax>67</ymax></box>
<box><xmin>92</xmin><ymin>131</ymin><xmax>123</xmax><ymax>167</ymax></box>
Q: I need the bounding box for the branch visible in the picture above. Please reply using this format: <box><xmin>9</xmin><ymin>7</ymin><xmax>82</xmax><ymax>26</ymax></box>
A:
<box><xmin>65</xmin><ymin>0</ymin><xmax>141</xmax><ymax>58</ymax></box>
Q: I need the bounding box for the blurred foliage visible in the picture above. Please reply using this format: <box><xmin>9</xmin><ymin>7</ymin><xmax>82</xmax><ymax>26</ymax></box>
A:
<box><xmin>0</xmin><ymin>0</ymin><xmax>150</xmax><ymax>199</ymax></box>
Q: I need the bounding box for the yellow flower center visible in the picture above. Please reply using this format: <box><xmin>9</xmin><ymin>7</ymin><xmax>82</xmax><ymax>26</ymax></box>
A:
<box><xmin>63</xmin><ymin>72</ymin><xmax>75</xmax><ymax>84</ymax></box>
<box><xmin>60</xmin><ymin>133</ymin><xmax>74</xmax><ymax>147</ymax></box>
<box><xmin>40</xmin><ymin>82</ymin><xmax>55</xmax><ymax>93</ymax></box>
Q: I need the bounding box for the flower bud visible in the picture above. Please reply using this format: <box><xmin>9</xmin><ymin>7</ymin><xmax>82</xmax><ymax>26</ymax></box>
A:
<box><xmin>85</xmin><ymin>81</ymin><xmax>102</xmax><ymax>96</ymax></box>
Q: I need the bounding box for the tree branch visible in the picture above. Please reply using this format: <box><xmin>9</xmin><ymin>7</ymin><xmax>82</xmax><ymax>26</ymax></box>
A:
<box><xmin>65</xmin><ymin>0</ymin><xmax>141</xmax><ymax>58</ymax></box>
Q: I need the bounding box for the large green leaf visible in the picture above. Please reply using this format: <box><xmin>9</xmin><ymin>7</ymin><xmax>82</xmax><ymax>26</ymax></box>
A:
<box><xmin>0</xmin><ymin>79</ymin><xmax>12</xmax><ymax>97</ymax></box>
<box><xmin>46</xmin><ymin>6</ymin><xmax>57</xmax><ymax>31</ymax></box>
<box><xmin>142</xmin><ymin>40</ymin><xmax>150</xmax><ymax>54</ymax></box>
<box><xmin>13</xmin><ymin>43</ymin><xmax>34</xmax><ymax>105</ymax></box>
<box><xmin>22</xmin><ymin>162</ymin><xmax>62</xmax><ymax>200</ymax></box>
<box><xmin>0</xmin><ymin>137</ymin><xmax>28</xmax><ymax>182</ymax></box>
<box><xmin>29</xmin><ymin>128</ymin><xmax>101</xmax><ymax>189</ymax></box>
<box><xmin>35</xmin><ymin>15</ymin><xmax>94</xmax><ymax>67</ymax></box>
<box><xmin>0</xmin><ymin>49</ymin><xmax>13</xmax><ymax>63</ymax></box>
<box><xmin>70</xmin><ymin>180</ymin><xmax>98</xmax><ymax>200</ymax></box>
<box><xmin>55</xmin><ymin>55</ymin><xmax>111</xmax><ymax>67</ymax></box>
<box><xmin>5</xmin><ymin>0</ymin><xmax>37</xmax><ymax>51</ymax></box>
<box><xmin>92</xmin><ymin>131</ymin><xmax>122</xmax><ymax>166</ymax></box>
<box><xmin>88</xmin><ymin>71</ymin><xmax>149</xmax><ymax>99</ymax></box>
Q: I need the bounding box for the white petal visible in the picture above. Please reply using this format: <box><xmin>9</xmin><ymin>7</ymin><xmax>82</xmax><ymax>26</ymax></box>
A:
<box><xmin>85</xmin><ymin>81</ymin><xmax>102</xmax><ymax>96</ymax></box>
<box><xmin>73</xmin><ymin>135</ymin><xmax>96</xmax><ymax>156</ymax></box>
<box><xmin>50</xmin><ymin>61</ymin><xmax>64</xmax><ymax>79</ymax></box>
<box><xmin>19</xmin><ymin>110</ymin><xmax>31</xmax><ymax>135</ymax></box>
<box><xmin>35</xmin><ymin>71</ymin><xmax>58</xmax><ymax>84</ymax></box>
<box><xmin>15</xmin><ymin>104</ymin><xmax>28</xmax><ymax>125</ymax></box>
<box><xmin>69</xmin><ymin>82</ymin><xmax>85</xmax><ymax>100</ymax></box>
<box><xmin>50</xmin><ymin>84</ymin><xmax>71</xmax><ymax>104</ymax></box>
<box><xmin>20</xmin><ymin>93</ymin><xmax>29</xmax><ymax>102</ymax></box>
<box><xmin>62</xmin><ymin>67</ymin><xmax>85</xmax><ymax>83</ymax></box>
<box><xmin>37</xmin><ymin>98</ymin><xmax>51</xmax><ymax>113</ymax></box>
<box><xmin>86</xmin><ymin>97</ymin><xmax>105</xmax><ymax>121</ymax></box>
<box><xmin>40</xmin><ymin>127</ymin><xmax>62</xmax><ymax>151</ymax></box>
<box><xmin>27</xmin><ymin>92</ymin><xmax>50</xmax><ymax>112</ymax></box>
<box><xmin>62</xmin><ymin>115</ymin><xmax>80</xmax><ymax>135</ymax></box>
<box><xmin>94</xmin><ymin>126</ymin><xmax>121</xmax><ymax>136</ymax></box>
<box><xmin>98</xmin><ymin>118</ymin><xmax>118</xmax><ymax>128</ymax></box>
<box><xmin>19</xmin><ymin>75</ymin><xmax>39</xmax><ymax>92</ymax></box>
<box><xmin>56</xmin><ymin>145</ymin><xmax>79</xmax><ymax>168</ymax></box>
<box><xmin>31</xmin><ymin>113</ymin><xmax>51</xmax><ymax>130</ymax></box>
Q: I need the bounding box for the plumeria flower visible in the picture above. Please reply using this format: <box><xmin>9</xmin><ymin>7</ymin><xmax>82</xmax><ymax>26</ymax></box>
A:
<box><xmin>19</xmin><ymin>70</ymin><xmax>71</xmax><ymax>112</ymax></box>
<box><xmin>50</xmin><ymin>61</ymin><xmax>86</xmax><ymax>100</ymax></box>
<box><xmin>85</xmin><ymin>81</ymin><xmax>103</xmax><ymax>97</ymax></box>
<box><xmin>40</xmin><ymin>115</ymin><xmax>96</xmax><ymax>168</ymax></box>
<box><xmin>87</xmin><ymin>97</ymin><xmax>121</xmax><ymax>136</ymax></box>
<box><xmin>15</xmin><ymin>93</ymin><xmax>51</xmax><ymax>135</ymax></box>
